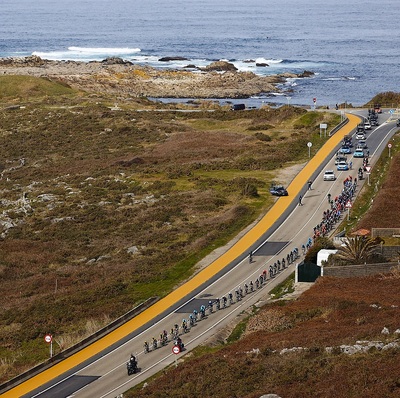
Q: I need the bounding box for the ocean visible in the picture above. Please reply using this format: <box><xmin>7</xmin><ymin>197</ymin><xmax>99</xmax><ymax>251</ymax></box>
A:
<box><xmin>1</xmin><ymin>0</ymin><xmax>400</xmax><ymax>107</ymax></box>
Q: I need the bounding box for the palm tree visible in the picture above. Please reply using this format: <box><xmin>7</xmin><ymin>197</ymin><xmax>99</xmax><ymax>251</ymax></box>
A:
<box><xmin>334</xmin><ymin>235</ymin><xmax>381</xmax><ymax>265</ymax></box>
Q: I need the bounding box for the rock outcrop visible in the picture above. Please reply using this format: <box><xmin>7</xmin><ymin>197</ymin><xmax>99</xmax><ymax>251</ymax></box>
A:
<box><xmin>0</xmin><ymin>56</ymin><xmax>308</xmax><ymax>99</ymax></box>
<box><xmin>201</xmin><ymin>60</ymin><xmax>238</xmax><ymax>72</ymax></box>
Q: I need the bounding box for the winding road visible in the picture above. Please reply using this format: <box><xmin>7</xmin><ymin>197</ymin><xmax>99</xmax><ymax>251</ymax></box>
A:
<box><xmin>2</xmin><ymin>109</ymin><xmax>398</xmax><ymax>398</ymax></box>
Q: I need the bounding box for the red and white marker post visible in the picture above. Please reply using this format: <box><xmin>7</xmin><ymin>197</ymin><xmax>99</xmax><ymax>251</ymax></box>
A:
<box><xmin>44</xmin><ymin>334</ymin><xmax>53</xmax><ymax>358</ymax></box>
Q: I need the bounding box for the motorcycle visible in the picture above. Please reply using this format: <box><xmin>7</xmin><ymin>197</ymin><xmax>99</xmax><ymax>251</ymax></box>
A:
<box><xmin>143</xmin><ymin>342</ymin><xmax>149</xmax><ymax>354</ymax></box>
<box><xmin>127</xmin><ymin>357</ymin><xmax>138</xmax><ymax>375</ymax></box>
<box><xmin>174</xmin><ymin>338</ymin><xmax>184</xmax><ymax>351</ymax></box>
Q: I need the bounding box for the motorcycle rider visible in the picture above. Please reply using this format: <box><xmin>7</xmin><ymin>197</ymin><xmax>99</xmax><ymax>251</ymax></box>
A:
<box><xmin>129</xmin><ymin>354</ymin><xmax>137</xmax><ymax>367</ymax></box>
<box><xmin>176</xmin><ymin>336</ymin><xmax>184</xmax><ymax>350</ymax></box>
<box><xmin>127</xmin><ymin>354</ymin><xmax>137</xmax><ymax>374</ymax></box>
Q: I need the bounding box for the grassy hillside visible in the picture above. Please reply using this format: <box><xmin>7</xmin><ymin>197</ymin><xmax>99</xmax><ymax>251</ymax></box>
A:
<box><xmin>0</xmin><ymin>75</ymin><xmax>76</xmax><ymax>99</ymax></box>
<box><xmin>0</xmin><ymin>78</ymin><xmax>341</xmax><ymax>382</ymax></box>
<box><xmin>126</xmin><ymin>273</ymin><xmax>400</xmax><ymax>398</ymax></box>
<box><xmin>125</xmin><ymin>121</ymin><xmax>400</xmax><ymax>398</ymax></box>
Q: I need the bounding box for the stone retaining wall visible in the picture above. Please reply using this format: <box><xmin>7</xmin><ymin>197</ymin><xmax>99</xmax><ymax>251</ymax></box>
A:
<box><xmin>322</xmin><ymin>263</ymin><xmax>399</xmax><ymax>278</ymax></box>
<box><xmin>372</xmin><ymin>228</ymin><xmax>400</xmax><ymax>238</ymax></box>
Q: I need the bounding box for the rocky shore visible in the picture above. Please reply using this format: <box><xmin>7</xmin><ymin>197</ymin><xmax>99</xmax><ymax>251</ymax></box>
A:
<box><xmin>0</xmin><ymin>56</ymin><xmax>313</xmax><ymax>98</ymax></box>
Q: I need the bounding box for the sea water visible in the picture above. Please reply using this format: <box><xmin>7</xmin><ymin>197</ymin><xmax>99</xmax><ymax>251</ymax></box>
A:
<box><xmin>1</xmin><ymin>0</ymin><xmax>400</xmax><ymax>107</ymax></box>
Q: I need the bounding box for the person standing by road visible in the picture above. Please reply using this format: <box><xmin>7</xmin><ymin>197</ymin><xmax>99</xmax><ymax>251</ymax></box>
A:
<box><xmin>308</xmin><ymin>180</ymin><xmax>312</xmax><ymax>190</ymax></box>
<box><xmin>298</xmin><ymin>195</ymin><xmax>303</xmax><ymax>206</ymax></box>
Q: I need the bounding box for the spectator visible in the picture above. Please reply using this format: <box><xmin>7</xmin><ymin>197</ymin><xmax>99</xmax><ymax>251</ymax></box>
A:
<box><xmin>298</xmin><ymin>195</ymin><xmax>303</xmax><ymax>206</ymax></box>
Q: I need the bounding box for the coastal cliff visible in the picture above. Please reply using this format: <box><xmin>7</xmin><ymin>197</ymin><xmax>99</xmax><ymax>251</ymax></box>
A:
<box><xmin>0</xmin><ymin>56</ymin><xmax>311</xmax><ymax>98</ymax></box>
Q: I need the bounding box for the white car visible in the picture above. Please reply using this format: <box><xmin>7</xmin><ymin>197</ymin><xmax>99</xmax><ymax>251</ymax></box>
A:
<box><xmin>364</xmin><ymin>121</ymin><xmax>372</xmax><ymax>130</ymax></box>
<box><xmin>323</xmin><ymin>170</ymin><xmax>336</xmax><ymax>181</ymax></box>
<box><xmin>355</xmin><ymin>132</ymin><xmax>366</xmax><ymax>140</ymax></box>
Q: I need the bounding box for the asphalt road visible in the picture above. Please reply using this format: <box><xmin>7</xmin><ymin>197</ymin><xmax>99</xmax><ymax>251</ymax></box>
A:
<box><xmin>3</xmin><ymin>110</ymin><xmax>398</xmax><ymax>398</ymax></box>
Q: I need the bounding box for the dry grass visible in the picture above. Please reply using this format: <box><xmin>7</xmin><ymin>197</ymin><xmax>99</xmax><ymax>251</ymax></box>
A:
<box><xmin>127</xmin><ymin>275</ymin><xmax>400</xmax><ymax>398</ymax></box>
<box><xmin>0</xmin><ymin>79</ymin><xmax>340</xmax><ymax>382</ymax></box>
<box><xmin>357</xmin><ymin>152</ymin><xmax>400</xmax><ymax>229</ymax></box>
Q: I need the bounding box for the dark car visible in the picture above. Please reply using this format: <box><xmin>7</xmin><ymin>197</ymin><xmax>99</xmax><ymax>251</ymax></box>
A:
<box><xmin>397</xmin><ymin>119</ymin><xmax>400</xmax><ymax>127</ymax></box>
<box><xmin>231</xmin><ymin>103</ymin><xmax>245</xmax><ymax>111</ymax></box>
<box><xmin>269</xmin><ymin>185</ymin><xmax>288</xmax><ymax>196</ymax></box>
<box><xmin>356</xmin><ymin>124</ymin><xmax>365</xmax><ymax>133</ymax></box>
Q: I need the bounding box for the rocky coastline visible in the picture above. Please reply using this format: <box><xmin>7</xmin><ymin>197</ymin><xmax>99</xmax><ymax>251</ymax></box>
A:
<box><xmin>0</xmin><ymin>55</ymin><xmax>314</xmax><ymax>98</ymax></box>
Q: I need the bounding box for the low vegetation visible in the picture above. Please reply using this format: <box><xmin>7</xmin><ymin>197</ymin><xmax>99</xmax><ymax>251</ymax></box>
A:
<box><xmin>0</xmin><ymin>76</ymin><xmax>340</xmax><ymax>382</ymax></box>
<box><xmin>123</xmin><ymin>95</ymin><xmax>400</xmax><ymax>397</ymax></box>
<box><xmin>127</xmin><ymin>274</ymin><xmax>400</xmax><ymax>398</ymax></box>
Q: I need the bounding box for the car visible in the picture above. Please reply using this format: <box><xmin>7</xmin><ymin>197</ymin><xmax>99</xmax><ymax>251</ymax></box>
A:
<box><xmin>231</xmin><ymin>103</ymin><xmax>245</xmax><ymax>111</ymax></box>
<box><xmin>343</xmin><ymin>134</ymin><xmax>352</xmax><ymax>145</ymax></box>
<box><xmin>323</xmin><ymin>170</ymin><xmax>336</xmax><ymax>181</ymax></box>
<box><xmin>357</xmin><ymin>140</ymin><xmax>368</xmax><ymax>149</ymax></box>
<box><xmin>337</xmin><ymin>161</ymin><xmax>349</xmax><ymax>171</ymax></box>
<box><xmin>355</xmin><ymin>132</ymin><xmax>366</xmax><ymax>140</ymax></box>
<box><xmin>397</xmin><ymin>119</ymin><xmax>400</xmax><ymax>127</ymax></box>
<box><xmin>269</xmin><ymin>185</ymin><xmax>288</xmax><ymax>196</ymax></box>
<box><xmin>370</xmin><ymin>119</ymin><xmax>379</xmax><ymax>126</ymax></box>
<box><xmin>339</xmin><ymin>145</ymin><xmax>352</xmax><ymax>154</ymax></box>
<box><xmin>369</xmin><ymin>114</ymin><xmax>379</xmax><ymax>125</ymax></box>
<box><xmin>356</xmin><ymin>124</ymin><xmax>365</xmax><ymax>133</ymax></box>
<box><xmin>364</xmin><ymin>121</ymin><xmax>372</xmax><ymax>130</ymax></box>
<box><xmin>354</xmin><ymin>149</ymin><xmax>365</xmax><ymax>158</ymax></box>
<box><xmin>335</xmin><ymin>155</ymin><xmax>348</xmax><ymax>165</ymax></box>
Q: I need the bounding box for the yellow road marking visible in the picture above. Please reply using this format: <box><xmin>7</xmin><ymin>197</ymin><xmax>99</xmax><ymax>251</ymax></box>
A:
<box><xmin>1</xmin><ymin>113</ymin><xmax>360</xmax><ymax>398</ymax></box>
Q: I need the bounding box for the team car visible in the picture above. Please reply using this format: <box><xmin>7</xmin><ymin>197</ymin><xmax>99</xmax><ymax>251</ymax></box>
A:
<box><xmin>323</xmin><ymin>170</ymin><xmax>336</xmax><ymax>181</ymax></box>
<box><xmin>337</xmin><ymin>161</ymin><xmax>349</xmax><ymax>171</ymax></box>
<box><xmin>355</xmin><ymin>132</ymin><xmax>366</xmax><ymax>140</ymax></box>
<box><xmin>335</xmin><ymin>155</ymin><xmax>348</xmax><ymax>165</ymax></box>
<box><xmin>339</xmin><ymin>145</ymin><xmax>352</xmax><ymax>154</ymax></box>
<box><xmin>353</xmin><ymin>149</ymin><xmax>365</xmax><ymax>158</ymax></box>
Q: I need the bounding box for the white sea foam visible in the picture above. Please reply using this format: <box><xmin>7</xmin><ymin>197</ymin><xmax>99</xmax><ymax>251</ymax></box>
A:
<box><xmin>68</xmin><ymin>46</ymin><xmax>141</xmax><ymax>54</ymax></box>
<box><xmin>32</xmin><ymin>47</ymin><xmax>141</xmax><ymax>61</ymax></box>
<box><xmin>255</xmin><ymin>58</ymin><xmax>283</xmax><ymax>65</ymax></box>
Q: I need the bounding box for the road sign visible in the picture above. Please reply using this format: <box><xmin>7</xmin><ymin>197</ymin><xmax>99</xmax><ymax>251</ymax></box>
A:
<box><xmin>172</xmin><ymin>345</ymin><xmax>180</xmax><ymax>354</ymax></box>
<box><xmin>307</xmin><ymin>142</ymin><xmax>312</xmax><ymax>147</ymax></box>
<box><xmin>44</xmin><ymin>334</ymin><xmax>52</xmax><ymax>343</ymax></box>
<box><xmin>388</xmin><ymin>143</ymin><xmax>392</xmax><ymax>148</ymax></box>
<box><xmin>365</xmin><ymin>166</ymin><xmax>371</xmax><ymax>173</ymax></box>
<box><xmin>346</xmin><ymin>201</ymin><xmax>352</xmax><ymax>208</ymax></box>
<box><xmin>389</xmin><ymin>109</ymin><xmax>394</xmax><ymax>114</ymax></box>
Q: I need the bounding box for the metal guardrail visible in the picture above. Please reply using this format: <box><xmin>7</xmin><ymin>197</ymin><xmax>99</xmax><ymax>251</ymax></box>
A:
<box><xmin>0</xmin><ymin>297</ymin><xmax>159</xmax><ymax>394</ymax></box>
<box><xmin>329</xmin><ymin>117</ymin><xmax>349</xmax><ymax>136</ymax></box>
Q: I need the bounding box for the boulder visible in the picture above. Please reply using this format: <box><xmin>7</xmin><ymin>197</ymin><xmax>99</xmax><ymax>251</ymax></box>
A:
<box><xmin>202</xmin><ymin>61</ymin><xmax>238</xmax><ymax>72</ymax></box>
<box><xmin>183</xmin><ymin>64</ymin><xmax>198</xmax><ymax>69</ymax></box>
<box><xmin>256</xmin><ymin>63</ymin><xmax>269</xmax><ymax>67</ymax></box>
<box><xmin>101</xmin><ymin>57</ymin><xmax>132</xmax><ymax>65</ymax></box>
<box><xmin>158</xmin><ymin>56</ymin><xmax>189</xmax><ymax>62</ymax></box>
<box><xmin>298</xmin><ymin>70</ymin><xmax>314</xmax><ymax>78</ymax></box>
